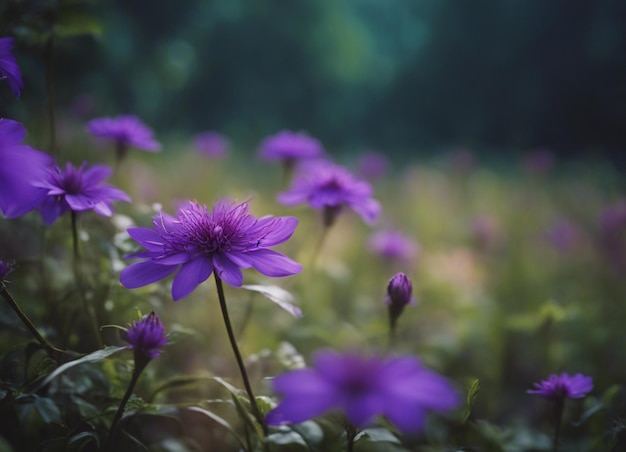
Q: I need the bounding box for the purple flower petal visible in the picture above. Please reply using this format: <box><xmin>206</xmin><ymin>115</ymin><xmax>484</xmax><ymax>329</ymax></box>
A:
<box><xmin>120</xmin><ymin>261</ymin><xmax>177</xmax><ymax>289</ymax></box>
<box><xmin>213</xmin><ymin>253</ymin><xmax>243</xmax><ymax>286</ymax></box>
<box><xmin>172</xmin><ymin>257</ymin><xmax>213</xmax><ymax>301</ymax></box>
<box><xmin>244</xmin><ymin>249</ymin><xmax>302</xmax><ymax>277</ymax></box>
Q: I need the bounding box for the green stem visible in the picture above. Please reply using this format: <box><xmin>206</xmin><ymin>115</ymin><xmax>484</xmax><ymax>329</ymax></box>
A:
<box><xmin>105</xmin><ymin>359</ymin><xmax>147</xmax><ymax>450</ymax></box>
<box><xmin>0</xmin><ymin>282</ymin><xmax>64</xmax><ymax>356</ymax></box>
<box><xmin>71</xmin><ymin>212</ymin><xmax>103</xmax><ymax>348</ymax></box>
<box><xmin>345</xmin><ymin>421</ymin><xmax>358</xmax><ymax>452</ymax></box>
<box><xmin>553</xmin><ymin>397</ymin><xmax>565</xmax><ymax>452</ymax></box>
<box><xmin>309</xmin><ymin>224</ymin><xmax>330</xmax><ymax>268</ymax></box>
<box><xmin>45</xmin><ymin>36</ymin><xmax>56</xmax><ymax>156</ymax></box>
<box><xmin>214</xmin><ymin>274</ymin><xmax>267</xmax><ymax>436</ymax></box>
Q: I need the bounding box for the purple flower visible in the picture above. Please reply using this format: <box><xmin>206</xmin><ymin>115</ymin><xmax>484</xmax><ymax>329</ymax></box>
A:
<box><xmin>266</xmin><ymin>350</ymin><xmax>460</xmax><ymax>433</ymax></box>
<box><xmin>386</xmin><ymin>273</ymin><xmax>414</xmax><ymax>308</ymax></box>
<box><xmin>33</xmin><ymin>162</ymin><xmax>130</xmax><ymax>225</ymax></box>
<box><xmin>278</xmin><ymin>161</ymin><xmax>380</xmax><ymax>226</ymax></box>
<box><xmin>0</xmin><ymin>119</ymin><xmax>54</xmax><ymax>218</ymax></box>
<box><xmin>544</xmin><ymin>218</ymin><xmax>583</xmax><ymax>253</ymax></box>
<box><xmin>0</xmin><ymin>37</ymin><xmax>23</xmax><ymax>97</ymax></box>
<box><xmin>368</xmin><ymin>229</ymin><xmax>419</xmax><ymax>263</ymax></box>
<box><xmin>0</xmin><ymin>260</ymin><xmax>14</xmax><ymax>281</ymax></box>
<box><xmin>527</xmin><ymin>373</ymin><xmax>593</xmax><ymax>400</ymax></box>
<box><xmin>259</xmin><ymin>130</ymin><xmax>324</xmax><ymax>163</ymax></box>
<box><xmin>86</xmin><ymin>115</ymin><xmax>161</xmax><ymax>152</ymax></box>
<box><xmin>124</xmin><ymin>311</ymin><xmax>168</xmax><ymax>359</ymax></box>
<box><xmin>193</xmin><ymin>131</ymin><xmax>229</xmax><ymax>158</ymax></box>
<box><xmin>358</xmin><ymin>152</ymin><xmax>389</xmax><ymax>180</ymax></box>
<box><xmin>120</xmin><ymin>199</ymin><xmax>302</xmax><ymax>301</ymax></box>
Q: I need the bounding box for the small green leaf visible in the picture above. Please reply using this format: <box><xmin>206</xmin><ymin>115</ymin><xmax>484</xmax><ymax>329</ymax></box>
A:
<box><xmin>34</xmin><ymin>346</ymin><xmax>127</xmax><ymax>391</ymax></box>
<box><xmin>241</xmin><ymin>284</ymin><xmax>302</xmax><ymax>318</ymax></box>
<box><xmin>355</xmin><ymin>428</ymin><xmax>401</xmax><ymax>444</ymax></box>
<box><xmin>34</xmin><ymin>396</ymin><xmax>62</xmax><ymax>424</ymax></box>
<box><xmin>462</xmin><ymin>378</ymin><xmax>480</xmax><ymax>423</ymax></box>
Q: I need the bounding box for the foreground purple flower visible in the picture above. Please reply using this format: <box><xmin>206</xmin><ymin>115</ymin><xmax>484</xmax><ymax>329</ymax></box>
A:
<box><xmin>527</xmin><ymin>373</ymin><xmax>593</xmax><ymax>400</ymax></box>
<box><xmin>86</xmin><ymin>115</ymin><xmax>161</xmax><ymax>152</ymax></box>
<box><xmin>124</xmin><ymin>311</ymin><xmax>168</xmax><ymax>359</ymax></box>
<box><xmin>34</xmin><ymin>162</ymin><xmax>130</xmax><ymax>225</ymax></box>
<box><xmin>0</xmin><ymin>119</ymin><xmax>54</xmax><ymax>218</ymax></box>
<box><xmin>0</xmin><ymin>37</ymin><xmax>23</xmax><ymax>97</ymax></box>
<box><xmin>259</xmin><ymin>130</ymin><xmax>324</xmax><ymax>163</ymax></box>
<box><xmin>278</xmin><ymin>161</ymin><xmax>380</xmax><ymax>226</ymax></box>
<box><xmin>368</xmin><ymin>229</ymin><xmax>419</xmax><ymax>263</ymax></box>
<box><xmin>193</xmin><ymin>131</ymin><xmax>229</xmax><ymax>158</ymax></box>
<box><xmin>266</xmin><ymin>350</ymin><xmax>460</xmax><ymax>433</ymax></box>
<box><xmin>120</xmin><ymin>199</ymin><xmax>302</xmax><ymax>301</ymax></box>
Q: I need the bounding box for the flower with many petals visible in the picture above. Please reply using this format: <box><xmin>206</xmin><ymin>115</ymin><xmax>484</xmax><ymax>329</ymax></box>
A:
<box><xmin>34</xmin><ymin>162</ymin><xmax>130</xmax><ymax>225</ymax></box>
<box><xmin>266</xmin><ymin>350</ymin><xmax>460</xmax><ymax>433</ymax></box>
<box><xmin>86</xmin><ymin>115</ymin><xmax>161</xmax><ymax>153</ymax></box>
<box><xmin>527</xmin><ymin>373</ymin><xmax>593</xmax><ymax>400</ymax></box>
<box><xmin>120</xmin><ymin>199</ymin><xmax>302</xmax><ymax>301</ymax></box>
<box><xmin>259</xmin><ymin>130</ymin><xmax>324</xmax><ymax>164</ymax></box>
<box><xmin>0</xmin><ymin>37</ymin><xmax>23</xmax><ymax>97</ymax></box>
<box><xmin>124</xmin><ymin>311</ymin><xmax>168</xmax><ymax>359</ymax></box>
<box><xmin>0</xmin><ymin>119</ymin><xmax>54</xmax><ymax>218</ymax></box>
<box><xmin>278</xmin><ymin>161</ymin><xmax>380</xmax><ymax>226</ymax></box>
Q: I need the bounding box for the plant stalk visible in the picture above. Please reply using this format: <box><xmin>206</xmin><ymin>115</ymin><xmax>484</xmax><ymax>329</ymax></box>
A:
<box><xmin>214</xmin><ymin>274</ymin><xmax>267</xmax><ymax>436</ymax></box>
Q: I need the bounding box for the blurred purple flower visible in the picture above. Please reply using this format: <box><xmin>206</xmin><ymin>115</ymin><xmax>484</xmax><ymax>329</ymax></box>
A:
<box><xmin>527</xmin><ymin>373</ymin><xmax>593</xmax><ymax>400</ymax></box>
<box><xmin>278</xmin><ymin>161</ymin><xmax>380</xmax><ymax>226</ymax></box>
<box><xmin>120</xmin><ymin>199</ymin><xmax>302</xmax><ymax>301</ymax></box>
<box><xmin>86</xmin><ymin>115</ymin><xmax>161</xmax><ymax>152</ymax></box>
<box><xmin>0</xmin><ymin>260</ymin><xmax>14</xmax><ymax>281</ymax></box>
<box><xmin>358</xmin><ymin>152</ymin><xmax>389</xmax><ymax>180</ymax></box>
<box><xmin>368</xmin><ymin>229</ymin><xmax>419</xmax><ymax>263</ymax></box>
<box><xmin>259</xmin><ymin>130</ymin><xmax>324</xmax><ymax>163</ymax></box>
<box><xmin>124</xmin><ymin>311</ymin><xmax>168</xmax><ymax>359</ymax></box>
<box><xmin>544</xmin><ymin>218</ymin><xmax>583</xmax><ymax>253</ymax></box>
<box><xmin>33</xmin><ymin>162</ymin><xmax>130</xmax><ymax>225</ymax></box>
<box><xmin>0</xmin><ymin>37</ymin><xmax>23</xmax><ymax>97</ymax></box>
<box><xmin>266</xmin><ymin>350</ymin><xmax>460</xmax><ymax>433</ymax></box>
<box><xmin>598</xmin><ymin>201</ymin><xmax>626</xmax><ymax>271</ymax></box>
<box><xmin>522</xmin><ymin>149</ymin><xmax>555</xmax><ymax>174</ymax></box>
<box><xmin>0</xmin><ymin>119</ymin><xmax>54</xmax><ymax>218</ymax></box>
<box><xmin>193</xmin><ymin>131</ymin><xmax>229</xmax><ymax>158</ymax></box>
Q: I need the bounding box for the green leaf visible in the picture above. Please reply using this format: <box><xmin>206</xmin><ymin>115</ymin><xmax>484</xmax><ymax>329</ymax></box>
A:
<box><xmin>147</xmin><ymin>372</ymin><xmax>214</xmax><ymax>402</ymax></box>
<box><xmin>34</xmin><ymin>346</ymin><xmax>128</xmax><ymax>391</ymax></box>
<box><xmin>184</xmin><ymin>406</ymin><xmax>244</xmax><ymax>449</ymax></box>
<box><xmin>241</xmin><ymin>284</ymin><xmax>302</xmax><ymax>318</ymax></box>
<box><xmin>265</xmin><ymin>429</ymin><xmax>308</xmax><ymax>450</ymax></box>
<box><xmin>354</xmin><ymin>428</ymin><xmax>401</xmax><ymax>444</ymax></box>
<box><xmin>34</xmin><ymin>396</ymin><xmax>62</xmax><ymax>424</ymax></box>
<box><xmin>67</xmin><ymin>431</ymin><xmax>99</xmax><ymax>451</ymax></box>
<box><xmin>462</xmin><ymin>378</ymin><xmax>480</xmax><ymax>423</ymax></box>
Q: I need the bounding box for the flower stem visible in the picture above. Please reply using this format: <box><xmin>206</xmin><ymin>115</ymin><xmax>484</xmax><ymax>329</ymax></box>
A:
<box><xmin>214</xmin><ymin>274</ymin><xmax>267</xmax><ymax>436</ymax></box>
<box><xmin>0</xmin><ymin>282</ymin><xmax>64</xmax><ymax>356</ymax></box>
<box><xmin>345</xmin><ymin>421</ymin><xmax>358</xmax><ymax>452</ymax></box>
<box><xmin>45</xmin><ymin>36</ymin><xmax>57</xmax><ymax>156</ymax></box>
<box><xmin>552</xmin><ymin>397</ymin><xmax>565</xmax><ymax>452</ymax></box>
<box><xmin>310</xmin><ymin>224</ymin><xmax>330</xmax><ymax>268</ymax></box>
<box><xmin>71</xmin><ymin>212</ymin><xmax>103</xmax><ymax>348</ymax></box>
<box><xmin>105</xmin><ymin>359</ymin><xmax>147</xmax><ymax>450</ymax></box>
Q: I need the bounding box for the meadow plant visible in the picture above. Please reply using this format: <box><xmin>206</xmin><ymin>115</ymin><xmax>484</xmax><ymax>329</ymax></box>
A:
<box><xmin>1</xmin><ymin>10</ymin><xmax>625</xmax><ymax>452</ymax></box>
<box><xmin>87</xmin><ymin>115</ymin><xmax>161</xmax><ymax>166</ymax></box>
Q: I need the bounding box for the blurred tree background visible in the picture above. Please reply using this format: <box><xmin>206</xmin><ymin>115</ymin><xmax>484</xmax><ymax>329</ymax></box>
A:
<box><xmin>2</xmin><ymin>0</ymin><xmax>626</xmax><ymax>162</ymax></box>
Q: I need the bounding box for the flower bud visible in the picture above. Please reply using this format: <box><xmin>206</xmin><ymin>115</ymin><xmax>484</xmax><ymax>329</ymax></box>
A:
<box><xmin>385</xmin><ymin>273</ymin><xmax>413</xmax><ymax>331</ymax></box>
<box><xmin>124</xmin><ymin>311</ymin><xmax>168</xmax><ymax>361</ymax></box>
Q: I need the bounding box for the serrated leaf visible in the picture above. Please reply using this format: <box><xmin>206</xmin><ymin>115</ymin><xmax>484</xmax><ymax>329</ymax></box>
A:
<box><xmin>241</xmin><ymin>284</ymin><xmax>302</xmax><ymax>318</ymax></box>
<box><xmin>35</xmin><ymin>346</ymin><xmax>127</xmax><ymax>391</ymax></box>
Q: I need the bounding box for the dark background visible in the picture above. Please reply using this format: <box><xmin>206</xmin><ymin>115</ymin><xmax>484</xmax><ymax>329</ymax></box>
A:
<box><xmin>3</xmin><ymin>0</ymin><xmax>626</xmax><ymax>161</ymax></box>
